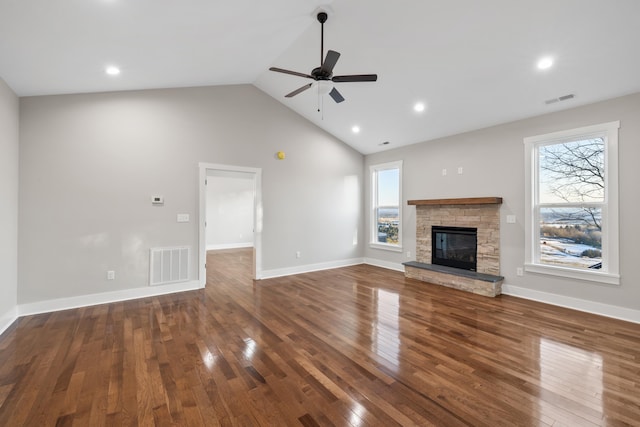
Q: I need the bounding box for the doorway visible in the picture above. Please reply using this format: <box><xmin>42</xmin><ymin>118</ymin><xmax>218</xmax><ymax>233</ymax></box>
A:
<box><xmin>199</xmin><ymin>163</ymin><xmax>262</xmax><ymax>283</ymax></box>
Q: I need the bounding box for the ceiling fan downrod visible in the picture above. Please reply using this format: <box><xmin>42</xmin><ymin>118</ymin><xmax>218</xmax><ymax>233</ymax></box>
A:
<box><xmin>318</xmin><ymin>12</ymin><xmax>327</xmax><ymax>67</ymax></box>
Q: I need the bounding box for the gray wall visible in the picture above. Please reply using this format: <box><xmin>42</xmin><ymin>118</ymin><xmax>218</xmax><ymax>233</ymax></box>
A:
<box><xmin>0</xmin><ymin>77</ymin><xmax>19</xmax><ymax>331</ymax></box>
<box><xmin>206</xmin><ymin>170</ymin><xmax>255</xmax><ymax>249</ymax></box>
<box><xmin>365</xmin><ymin>92</ymin><xmax>640</xmax><ymax>311</ymax></box>
<box><xmin>19</xmin><ymin>84</ymin><xmax>364</xmax><ymax>305</ymax></box>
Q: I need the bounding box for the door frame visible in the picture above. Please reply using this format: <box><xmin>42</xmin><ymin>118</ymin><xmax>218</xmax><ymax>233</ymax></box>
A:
<box><xmin>198</xmin><ymin>162</ymin><xmax>262</xmax><ymax>285</ymax></box>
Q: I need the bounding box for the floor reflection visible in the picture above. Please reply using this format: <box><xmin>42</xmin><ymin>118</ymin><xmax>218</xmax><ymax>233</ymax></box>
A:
<box><xmin>372</xmin><ymin>289</ymin><xmax>400</xmax><ymax>370</ymax></box>
<box><xmin>539</xmin><ymin>338</ymin><xmax>603</xmax><ymax>424</ymax></box>
<box><xmin>203</xmin><ymin>349</ymin><xmax>217</xmax><ymax>371</ymax></box>
<box><xmin>348</xmin><ymin>402</ymin><xmax>366</xmax><ymax>426</ymax></box>
<box><xmin>243</xmin><ymin>337</ymin><xmax>257</xmax><ymax>361</ymax></box>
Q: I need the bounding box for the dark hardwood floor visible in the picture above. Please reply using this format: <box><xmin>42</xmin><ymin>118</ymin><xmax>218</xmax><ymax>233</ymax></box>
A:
<box><xmin>1</xmin><ymin>248</ymin><xmax>639</xmax><ymax>426</ymax></box>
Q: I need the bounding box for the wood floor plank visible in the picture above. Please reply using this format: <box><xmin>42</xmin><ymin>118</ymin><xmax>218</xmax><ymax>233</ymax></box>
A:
<box><xmin>1</xmin><ymin>248</ymin><xmax>639</xmax><ymax>426</ymax></box>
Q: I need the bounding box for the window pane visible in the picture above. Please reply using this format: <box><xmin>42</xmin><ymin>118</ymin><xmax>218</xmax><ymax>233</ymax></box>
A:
<box><xmin>525</xmin><ymin>121</ymin><xmax>618</xmax><ymax>282</ymax></box>
<box><xmin>539</xmin><ymin>138</ymin><xmax>604</xmax><ymax>204</ymax></box>
<box><xmin>539</xmin><ymin>207</ymin><xmax>602</xmax><ymax>269</ymax></box>
<box><xmin>376</xmin><ymin>207</ymin><xmax>399</xmax><ymax>244</ymax></box>
<box><xmin>371</xmin><ymin>163</ymin><xmax>401</xmax><ymax>247</ymax></box>
<box><xmin>377</xmin><ymin>168</ymin><xmax>399</xmax><ymax>206</ymax></box>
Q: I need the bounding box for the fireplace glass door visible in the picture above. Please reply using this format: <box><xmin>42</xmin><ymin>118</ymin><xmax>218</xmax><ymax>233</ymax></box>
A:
<box><xmin>432</xmin><ymin>226</ymin><xmax>477</xmax><ymax>271</ymax></box>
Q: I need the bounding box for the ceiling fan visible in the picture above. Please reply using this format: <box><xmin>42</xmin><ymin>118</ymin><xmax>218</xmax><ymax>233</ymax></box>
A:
<box><xmin>269</xmin><ymin>11</ymin><xmax>377</xmax><ymax>104</ymax></box>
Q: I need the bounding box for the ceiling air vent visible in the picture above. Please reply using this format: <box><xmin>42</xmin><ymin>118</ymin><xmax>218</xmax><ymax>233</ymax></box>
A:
<box><xmin>545</xmin><ymin>94</ymin><xmax>575</xmax><ymax>105</ymax></box>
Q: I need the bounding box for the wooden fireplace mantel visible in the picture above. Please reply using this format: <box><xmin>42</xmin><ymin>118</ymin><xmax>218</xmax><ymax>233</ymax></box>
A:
<box><xmin>407</xmin><ymin>197</ymin><xmax>502</xmax><ymax>206</ymax></box>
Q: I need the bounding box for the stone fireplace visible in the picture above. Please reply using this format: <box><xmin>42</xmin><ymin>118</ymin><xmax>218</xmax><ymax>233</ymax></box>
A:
<box><xmin>404</xmin><ymin>197</ymin><xmax>504</xmax><ymax>297</ymax></box>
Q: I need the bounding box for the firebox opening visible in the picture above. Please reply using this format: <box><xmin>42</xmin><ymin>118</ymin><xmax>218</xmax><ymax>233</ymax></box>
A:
<box><xmin>432</xmin><ymin>226</ymin><xmax>478</xmax><ymax>271</ymax></box>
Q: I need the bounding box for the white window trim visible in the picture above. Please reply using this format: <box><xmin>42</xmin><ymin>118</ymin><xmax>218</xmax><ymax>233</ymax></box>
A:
<box><xmin>370</xmin><ymin>160</ymin><xmax>403</xmax><ymax>252</ymax></box>
<box><xmin>523</xmin><ymin>121</ymin><xmax>620</xmax><ymax>285</ymax></box>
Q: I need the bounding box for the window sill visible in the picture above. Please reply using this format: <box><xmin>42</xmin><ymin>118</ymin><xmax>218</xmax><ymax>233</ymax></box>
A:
<box><xmin>524</xmin><ymin>263</ymin><xmax>620</xmax><ymax>285</ymax></box>
<box><xmin>369</xmin><ymin>242</ymin><xmax>403</xmax><ymax>253</ymax></box>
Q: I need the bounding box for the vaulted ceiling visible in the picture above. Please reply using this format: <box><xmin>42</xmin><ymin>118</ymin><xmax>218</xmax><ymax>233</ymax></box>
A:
<box><xmin>2</xmin><ymin>0</ymin><xmax>639</xmax><ymax>154</ymax></box>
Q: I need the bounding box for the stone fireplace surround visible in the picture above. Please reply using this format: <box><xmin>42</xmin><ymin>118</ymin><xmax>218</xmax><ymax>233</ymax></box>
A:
<box><xmin>403</xmin><ymin>197</ymin><xmax>504</xmax><ymax>297</ymax></box>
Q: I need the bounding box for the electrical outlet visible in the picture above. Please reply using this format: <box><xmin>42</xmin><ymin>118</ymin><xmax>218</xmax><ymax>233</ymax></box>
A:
<box><xmin>177</xmin><ymin>213</ymin><xmax>190</xmax><ymax>223</ymax></box>
<box><xmin>516</xmin><ymin>267</ymin><xmax>523</xmax><ymax>276</ymax></box>
<box><xmin>457</xmin><ymin>167</ymin><xmax>463</xmax><ymax>174</ymax></box>
<box><xmin>406</xmin><ymin>251</ymin><xmax>412</xmax><ymax>258</ymax></box>
<box><xmin>507</xmin><ymin>215</ymin><xmax>516</xmax><ymax>224</ymax></box>
<box><xmin>107</xmin><ymin>270</ymin><xmax>115</xmax><ymax>280</ymax></box>
<box><xmin>442</xmin><ymin>168</ymin><xmax>447</xmax><ymax>176</ymax></box>
<box><xmin>296</xmin><ymin>251</ymin><xmax>301</xmax><ymax>259</ymax></box>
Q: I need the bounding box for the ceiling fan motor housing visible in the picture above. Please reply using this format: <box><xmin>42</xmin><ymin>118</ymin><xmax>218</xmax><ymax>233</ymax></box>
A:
<box><xmin>312</xmin><ymin>67</ymin><xmax>332</xmax><ymax>80</ymax></box>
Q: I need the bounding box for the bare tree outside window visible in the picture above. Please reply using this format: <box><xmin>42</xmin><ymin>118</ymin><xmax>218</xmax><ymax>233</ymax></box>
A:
<box><xmin>538</xmin><ymin>138</ymin><xmax>605</xmax><ymax>269</ymax></box>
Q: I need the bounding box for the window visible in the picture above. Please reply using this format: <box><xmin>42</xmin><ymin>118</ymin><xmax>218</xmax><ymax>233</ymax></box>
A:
<box><xmin>370</xmin><ymin>161</ymin><xmax>402</xmax><ymax>251</ymax></box>
<box><xmin>524</xmin><ymin>121</ymin><xmax>619</xmax><ymax>284</ymax></box>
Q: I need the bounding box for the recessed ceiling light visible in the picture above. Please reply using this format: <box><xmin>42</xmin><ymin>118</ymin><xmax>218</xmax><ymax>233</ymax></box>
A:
<box><xmin>414</xmin><ymin>102</ymin><xmax>426</xmax><ymax>112</ymax></box>
<box><xmin>105</xmin><ymin>66</ymin><xmax>121</xmax><ymax>76</ymax></box>
<box><xmin>351</xmin><ymin>125</ymin><xmax>360</xmax><ymax>134</ymax></box>
<box><xmin>537</xmin><ymin>57</ymin><xmax>554</xmax><ymax>70</ymax></box>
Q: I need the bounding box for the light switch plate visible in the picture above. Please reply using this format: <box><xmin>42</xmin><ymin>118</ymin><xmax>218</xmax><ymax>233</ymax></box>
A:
<box><xmin>177</xmin><ymin>214</ymin><xmax>190</xmax><ymax>223</ymax></box>
<box><xmin>506</xmin><ymin>215</ymin><xmax>516</xmax><ymax>224</ymax></box>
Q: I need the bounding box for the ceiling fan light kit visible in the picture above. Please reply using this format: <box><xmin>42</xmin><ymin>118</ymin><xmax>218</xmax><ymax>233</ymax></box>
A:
<box><xmin>317</xmin><ymin>80</ymin><xmax>332</xmax><ymax>95</ymax></box>
<box><xmin>269</xmin><ymin>12</ymin><xmax>377</xmax><ymax>104</ymax></box>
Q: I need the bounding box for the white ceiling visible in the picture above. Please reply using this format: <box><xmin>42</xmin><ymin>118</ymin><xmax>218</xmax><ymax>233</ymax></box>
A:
<box><xmin>2</xmin><ymin>0</ymin><xmax>640</xmax><ymax>155</ymax></box>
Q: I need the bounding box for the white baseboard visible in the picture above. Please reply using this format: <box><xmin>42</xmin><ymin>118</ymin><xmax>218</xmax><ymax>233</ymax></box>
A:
<box><xmin>364</xmin><ymin>257</ymin><xmax>405</xmax><ymax>272</ymax></box>
<box><xmin>0</xmin><ymin>306</ymin><xmax>18</xmax><ymax>337</ymax></box>
<box><xmin>502</xmin><ymin>284</ymin><xmax>640</xmax><ymax>324</ymax></box>
<box><xmin>18</xmin><ymin>280</ymin><xmax>203</xmax><ymax>317</ymax></box>
<box><xmin>207</xmin><ymin>243</ymin><xmax>253</xmax><ymax>251</ymax></box>
<box><xmin>259</xmin><ymin>258</ymin><xmax>365</xmax><ymax>280</ymax></box>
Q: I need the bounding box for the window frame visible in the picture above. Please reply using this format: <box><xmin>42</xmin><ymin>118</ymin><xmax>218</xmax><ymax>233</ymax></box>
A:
<box><xmin>524</xmin><ymin>121</ymin><xmax>620</xmax><ymax>285</ymax></box>
<box><xmin>370</xmin><ymin>160</ymin><xmax>403</xmax><ymax>252</ymax></box>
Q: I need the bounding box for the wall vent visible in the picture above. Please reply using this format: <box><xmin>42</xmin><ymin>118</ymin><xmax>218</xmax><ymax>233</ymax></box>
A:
<box><xmin>150</xmin><ymin>246</ymin><xmax>190</xmax><ymax>286</ymax></box>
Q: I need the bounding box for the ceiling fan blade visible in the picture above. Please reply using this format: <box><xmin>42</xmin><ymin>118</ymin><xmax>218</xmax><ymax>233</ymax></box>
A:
<box><xmin>320</xmin><ymin>50</ymin><xmax>340</xmax><ymax>74</ymax></box>
<box><xmin>328</xmin><ymin>87</ymin><xmax>345</xmax><ymax>103</ymax></box>
<box><xmin>285</xmin><ymin>83</ymin><xmax>313</xmax><ymax>98</ymax></box>
<box><xmin>269</xmin><ymin>67</ymin><xmax>314</xmax><ymax>80</ymax></box>
<box><xmin>332</xmin><ymin>74</ymin><xmax>378</xmax><ymax>83</ymax></box>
